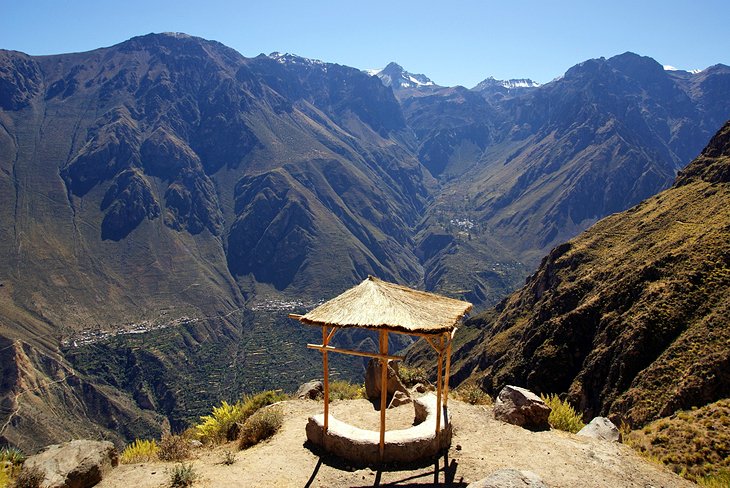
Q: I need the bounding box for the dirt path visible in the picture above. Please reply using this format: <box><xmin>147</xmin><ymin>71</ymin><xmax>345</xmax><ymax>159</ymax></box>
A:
<box><xmin>98</xmin><ymin>398</ymin><xmax>692</xmax><ymax>487</ymax></box>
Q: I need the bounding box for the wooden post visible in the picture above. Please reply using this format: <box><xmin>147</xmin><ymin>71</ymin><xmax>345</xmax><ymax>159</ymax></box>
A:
<box><xmin>323</xmin><ymin>325</ymin><xmax>329</xmax><ymax>431</ymax></box>
<box><xmin>435</xmin><ymin>334</ymin><xmax>443</xmax><ymax>437</ymax></box>
<box><xmin>379</xmin><ymin>330</ymin><xmax>389</xmax><ymax>458</ymax></box>
<box><xmin>444</xmin><ymin>332</ymin><xmax>452</xmax><ymax>408</ymax></box>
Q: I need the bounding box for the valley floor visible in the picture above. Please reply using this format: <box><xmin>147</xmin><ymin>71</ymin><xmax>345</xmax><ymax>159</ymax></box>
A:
<box><xmin>98</xmin><ymin>399</ymin><xmax>692</xmax><ymax>487</ymax></box>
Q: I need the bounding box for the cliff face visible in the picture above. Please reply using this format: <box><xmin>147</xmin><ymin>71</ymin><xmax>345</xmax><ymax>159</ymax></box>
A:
<box><xmin>447</xmin><ymin>121</ymin><xmax>730</xmax><ymax>427</ymax></box>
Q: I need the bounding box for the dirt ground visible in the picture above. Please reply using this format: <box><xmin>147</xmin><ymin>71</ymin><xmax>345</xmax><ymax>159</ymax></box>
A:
<box><xmin>98</xmin><ymin>398</ymin><xmax>693</xmax><ymax>487</ymax></box>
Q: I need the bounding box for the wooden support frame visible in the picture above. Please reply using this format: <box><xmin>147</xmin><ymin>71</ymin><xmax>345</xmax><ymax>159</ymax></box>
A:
<box><xmin>295</xmin><ymin>320</ymin><xmax>459</xmax><ymax>462</ymax></box>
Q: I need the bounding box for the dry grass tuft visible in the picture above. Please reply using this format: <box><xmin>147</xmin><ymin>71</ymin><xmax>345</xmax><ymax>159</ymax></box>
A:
<box><xmin>158</xmin><ymin>434</ymin><xmax>191</xmax><ymax>462</ymax></box>
<box><xmin>238</xmin><ymin>406</ymin><xmax>284</xmax><ymax>450</ymax></box>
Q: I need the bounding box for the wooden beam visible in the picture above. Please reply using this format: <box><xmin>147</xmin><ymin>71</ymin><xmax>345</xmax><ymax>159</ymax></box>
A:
<box><xmin>444</xmin><ymin>332</ymin><xmax>452</xmax><ymax>408</ymax></box>
<box><xmin>379</xmin><ymin>330</ymin><xmax>388</xmax><ymax>459</ymax></box>
<box><xmin>288</xmin><ymin>313</ymin><xmax>304</xmax><ymax>319</ymax></box>
<box><xmin>306</xmin><ymin>344</ymin><xmax>404</xmax><ymax>361</ymax></box>
<box><xmin>436</xmin><ymin>335</ymin><xmax>443</xmax><ymax>437</ymax></box>
<box><xmin>326</xmin><ymin>326</ymin><xmax>338</xmax><ymax>344</ymax></box>
<box><xmin>323</xmin><ymin>326</ymin><xmax>329</xmax><ymax>431</ymax></box>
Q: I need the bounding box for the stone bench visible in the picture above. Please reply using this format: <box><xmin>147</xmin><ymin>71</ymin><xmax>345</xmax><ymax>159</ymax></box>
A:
<box><xmin>305</xmin><ymin>393</ymin><xmax>452</xmax><ymax>465</ymax></box>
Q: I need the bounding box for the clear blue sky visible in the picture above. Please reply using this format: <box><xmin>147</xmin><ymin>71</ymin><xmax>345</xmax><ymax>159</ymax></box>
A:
<box><xmin>2</xmin><ymin>0</ymin><xmax>728</xmax><ymax>87</ymax></box>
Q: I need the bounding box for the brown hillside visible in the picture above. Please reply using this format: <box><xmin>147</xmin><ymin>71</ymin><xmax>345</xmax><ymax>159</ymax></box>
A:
<box><xmin>443</xmin><ymin>120</ymin><xmax>730</xmax><ymax>428</ymax></box>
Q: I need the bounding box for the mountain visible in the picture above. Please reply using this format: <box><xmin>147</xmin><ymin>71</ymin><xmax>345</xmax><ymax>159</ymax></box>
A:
<box><xmin>472</xmin><ymin>76</ymin><xmax>541</xmax><ymax>101</ymax></box>
<box><xmin>439</xmin><ymin>120</ymin><xmax>730</xmax><ymax>428</ymax></box>
<box><xmin>1</xmin><ymin>34</ymin><xmax>729</xmax><ymax>451</ymax></box>
<box><xmin>368</xmin><ymin>62</ymin><xmax>438</xmax><ymax>90</ymax></box>
<box><xmin>404</xmin><ymin>53</ymin><xmax>730</xmax><ymax>304</ymax></box>
<box><xmin>0</xmin><ymin>33</ymin><xmax>431</xmax><ymax>450</ymax></box>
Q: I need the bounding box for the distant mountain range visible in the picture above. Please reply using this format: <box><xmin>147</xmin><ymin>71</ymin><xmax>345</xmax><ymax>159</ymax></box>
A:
<box><xmin>0</xmin><ymin>32</ymin><xmax>728</xmax><ymax>450</ymax></box>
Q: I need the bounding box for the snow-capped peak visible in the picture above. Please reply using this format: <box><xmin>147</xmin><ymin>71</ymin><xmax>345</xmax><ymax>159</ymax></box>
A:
<box><xmin>664</xmin><ymin>64</ymin><xmax>702</xmax><ymax>74</ymax></box>
<box><xmin>269</xmin><ymin>52</ymin><xmax>326</xmax><ymax>67</ymax></box>
<box><xmin>472</xmin><ymin>76</ymin><xmax>541</xmax><ymax>92</ymax></box>
<box><xmin>366</xmin><ymin>62</ymin><xmax>437</xmax><ymax>89</ymax></box>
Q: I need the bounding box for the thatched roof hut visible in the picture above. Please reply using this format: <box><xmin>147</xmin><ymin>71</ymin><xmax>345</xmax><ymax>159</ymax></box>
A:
<box><xmin>290</xmin><ymin>276</ymin><xmax>473</xmax><ymax>462</ymax></box>
<box><xmin>296</xmin><ymin>275</ymin><xmax>472</xmax><ymax>334</ymax></box>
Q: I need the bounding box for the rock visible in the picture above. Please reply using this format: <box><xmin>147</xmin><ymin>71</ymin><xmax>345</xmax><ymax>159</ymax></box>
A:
<box><xmin>188</xmin><ymin>440</ymin><xmax>203</xmax><ymax>448</ymax></box>
<box><xmin>493</xmin><ymin>385</ymin><xmax>551</xmax><ymax>431</ymax></box>
<box><xmin>388</xmin><ymin>390</ymin><xmax>412</xmax><ymax>408</ymax></box>
<box><xmin>577</xmin><ymin>417</ymin><xmax>622</xmax><ymax>442</ymax></box>
<box><xmin>467</xmin><ymin>468</ymin><xmax>548</xmax><ymax>487</ymax></box>
<box><xmin>295</xmin><ymin>380</ymin><xmax>324</xmax><ymax>400</ymax></box>
<box><xmin>413</xmin><ymin>382</ymin><xmax>428</xmax><ymax>393</ymax></box>
<box><xmin>364</xmin><ymin>359</ymin><xmax>409</xmax><ymax>402</ymax></box>
<box><xmin>23</xmin><ymin>439</ymin><xmax>118</xmax><ymax>488</ymax></box>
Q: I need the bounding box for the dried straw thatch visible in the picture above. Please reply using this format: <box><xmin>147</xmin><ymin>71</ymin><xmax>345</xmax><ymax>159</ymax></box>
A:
<box><xmin>295</xmin><ymin>276</ymin><xmax>472</xmax><ymax>334</ymax></box>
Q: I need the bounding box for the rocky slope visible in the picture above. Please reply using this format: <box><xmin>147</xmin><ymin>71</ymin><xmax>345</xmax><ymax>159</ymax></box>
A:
<box><xmin>442</xmin><ymin>120</ymin><xmax>730</xmax><ymax>429</ymax></box>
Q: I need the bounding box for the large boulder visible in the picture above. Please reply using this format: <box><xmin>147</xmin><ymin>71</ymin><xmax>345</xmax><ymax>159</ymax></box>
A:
<box><xmin>23</xmin><ymin>439</ymin><xmax>118</xmax><ymax>488</ymax></box>
<box><xmin>295</xmin><ymin>379</ymin><xmax>324</xmax><ymax>400</ymax></box>
<box><xmin>364</xmin><ymin>359</ymin><xmax>409</xmax><ymax>402</ymax></box>
<box><xmin>467</xmin><ymin>468</ymin><xmax>548</xmax><ymax>487</ymax></box>
<box><xmin>493</xmin><ymin>385</ymin><xmax>551</xmax><ymax>431</ymax></box>
<box><xmin>577</xmin><ymin>417</ymin><xmax>622</xmax><ymax>442</ymax></box>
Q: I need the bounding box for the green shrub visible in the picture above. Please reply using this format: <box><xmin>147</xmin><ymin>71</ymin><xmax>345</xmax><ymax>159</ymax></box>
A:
<box><xmin>453</xmin><ymin>383</ymin><xmax>492</xmax><ymax>405</ymax></box>
<box><xmin>158</xmin><ymin>434</ymin><xmax>190</xmax><ymax>462</ymax></box>
<box><xmin>541</xmin><ymin>393</ymin><xmax>585</xmax><ymax>433</ymax></box>
<box><xmin>398</xmin><ymin>364</ymin><xmax>429</xmax><ymax>387</ymax></box>
<box><xmin>120</xmin><ymin>439</ymin><xmax>159</xmax><ymax>464</ymax></box>
<box><xmin>195</xmin><ymin>390</ymin><xmax>288</xmax><ymax>444</ymax></box>
<box><xmin>10</xmin><ymin>464</ymin><xmax>44</xmax><ymax>488</ymax></box>
<box><xmin>328</xmin><ymin>380</ymin><xmax>364</xmax><ymax>400</ymax></box>
<box><xmin>0</xmin><ymin>447</ymin><xmax>25</xmax><ymax>467</ymax></box>
<box><xmin>166</xmin><ymin>463</ymin><xmax>199</xmax><ymax>488</ymax></box>
<box><xmin>238</xmin><ymin>406</ymin><xmax>284</xmax><ymax>449</ymax></box>
<box><xmin>699</xmin><ymin>469</ymin><xmax>730</xmax><ymax>487</ymax></box>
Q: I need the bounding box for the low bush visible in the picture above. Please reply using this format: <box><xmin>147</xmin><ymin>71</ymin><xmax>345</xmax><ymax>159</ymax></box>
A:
<box><xmin>166</xmin><ymin>463</ymin><xmax>198</xmax><ymax>488</ymax></box>
<box><xmin>328</xmin><ymin>380</ymin><xmax>364</xmax><ymax>400</ymax></box>
<box><xmin>195</xmin><ymin>390</ymin><xmax>288</xmax><ymax>444</ymax></box>
<box><xmin>238</xmin><ymin>406</ymin><xmax>284</xmax><ymax>450</ymax></box>
<box><xmin>541</xmin><ymin>394</ymin><xmax>585</xmax><ymax>433</ymax></box>
<box><xmin>10</xmin><ymin>465</ymin><xmax>44</xmax><ymax>488</ymax></box>
<box><xmin>398</xmin><ymin>365</ymin><xmax>429</xmax><ymax>387</ymax></box>
<box><xmin>453</xmin><ymin>383</ymin><xmax>492</xmax><ymax>405</ymax></box>
<box><xmin>699</xmin><ymin>469</ymin><xmax>730</xmax><ymax>487</ymax></box>
<box><xmin>120</xmin><ymin>439</ymin><xmax>159</xmax><ymax>464</ymax></box>
<box><xmin>158</xmin><ymin>434</ymin><xmax>191</xmax><ymax>462</ymax></box>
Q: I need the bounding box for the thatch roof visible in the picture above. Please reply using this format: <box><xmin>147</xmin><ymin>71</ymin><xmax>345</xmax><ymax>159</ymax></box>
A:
<box><xmin>294</xmin><ymin>276</ymin><xmax>472</xmax><ymax>334</ymax></box>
